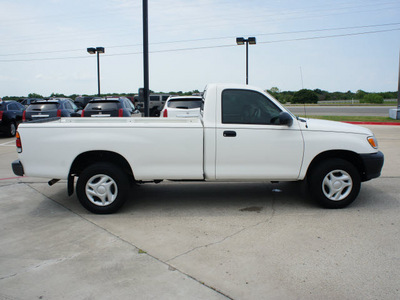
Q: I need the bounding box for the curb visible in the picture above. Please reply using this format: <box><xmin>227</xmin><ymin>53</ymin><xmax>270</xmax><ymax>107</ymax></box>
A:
<box><xmin>344</xmin><ymin>121</ymin><xmax>400</xmax><ymax>126</ymax></box>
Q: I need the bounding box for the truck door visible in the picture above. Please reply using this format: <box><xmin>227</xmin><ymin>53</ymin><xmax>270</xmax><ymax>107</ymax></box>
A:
<box><xmin>215</xmin><ymin>88</ymin><xmax>304</xmax><ymax>180</ymax></box>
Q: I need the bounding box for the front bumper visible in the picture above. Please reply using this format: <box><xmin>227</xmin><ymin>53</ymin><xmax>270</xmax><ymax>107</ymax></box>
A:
<box><xmin>12</xmin><ymin>159</ymin><xmax>24</xmax><ymax>176</ymax></box>
<box><xmin>360</xmin><ymin>151</ymin><xmax>384</xmax><ymax>181</ymax></box>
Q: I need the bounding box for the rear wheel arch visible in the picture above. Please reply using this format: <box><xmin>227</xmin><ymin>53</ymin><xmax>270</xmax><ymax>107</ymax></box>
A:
<box><xmin>69</xmin><ymin>151</ymin><xmax>135</xmax><ymax>194</ymax></box>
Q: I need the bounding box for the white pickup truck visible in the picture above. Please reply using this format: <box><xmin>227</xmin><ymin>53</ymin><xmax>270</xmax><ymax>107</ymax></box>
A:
<box><xmin>12</xmin><ymin>84</ymin><xmax>384</xmax><ymax>213</ymax></box>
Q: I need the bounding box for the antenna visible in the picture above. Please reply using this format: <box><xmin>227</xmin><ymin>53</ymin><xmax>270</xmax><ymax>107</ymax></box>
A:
<box><xmin>300</xmin><ymin>66</ymin><xmax>307</xmax><ymax>119</ymax></box>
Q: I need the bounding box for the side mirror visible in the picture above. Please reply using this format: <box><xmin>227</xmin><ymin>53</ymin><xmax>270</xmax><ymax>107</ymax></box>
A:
<box><xmin>279</xmin><ymin>112</ymin><xmax>293</xmax><ymax>126</ymax></box>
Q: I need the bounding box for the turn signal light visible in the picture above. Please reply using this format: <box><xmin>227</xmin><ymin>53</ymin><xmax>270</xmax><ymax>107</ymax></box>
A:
<box><xmin>367</xmin><ymin>136</ymin><xmax>378</xmax><ymax>149</ymax></box>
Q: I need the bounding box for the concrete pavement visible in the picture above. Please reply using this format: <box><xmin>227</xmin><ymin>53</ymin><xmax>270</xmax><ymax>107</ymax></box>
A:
<box><xmin>0</xmin><ymin>125</ymin><xmax>399</xmax><ymax>299</ymax></box>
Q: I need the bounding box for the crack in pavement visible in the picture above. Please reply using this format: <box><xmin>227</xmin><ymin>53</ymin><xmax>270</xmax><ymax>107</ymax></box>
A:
<box><xmin>22</xmin><ymin>183</ymin><xmax>233</xmax><ymax>300</ymax></box>
<box><xmin>166</xmin><ymin>198</ymin><xmax>276</xmax><ymax>263</ymax></box>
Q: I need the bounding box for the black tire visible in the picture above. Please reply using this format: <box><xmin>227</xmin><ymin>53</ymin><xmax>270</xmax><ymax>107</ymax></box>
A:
<box><xmin>7</xmin><ymin>121</ymin><xmax>17</xmax><ymax>137</ymax></box>
<box><xmin>76</xmin><ymin>162</ymin><xmax>129</xmax><ymax>214</ymax></box>
<box><xmin>308</xmin><ymin>158</ymin><xmax>361</xmax><ymax>208</ymax></box>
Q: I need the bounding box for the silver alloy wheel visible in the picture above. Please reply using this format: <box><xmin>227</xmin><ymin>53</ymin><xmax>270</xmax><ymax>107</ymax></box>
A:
<box><xmin>85</xmin><ymin>174</ymin><xmax>118</xmax><ymax>206</ymax></box>
<box><xmin>322</xmin><ymin>169</ymin><xmax>353</xmax><ymax>201</ymax></box>
<box><xmin>10</xmin><ymin>122</ymin><xmax>16</xmax><ymax>136</ymax></box>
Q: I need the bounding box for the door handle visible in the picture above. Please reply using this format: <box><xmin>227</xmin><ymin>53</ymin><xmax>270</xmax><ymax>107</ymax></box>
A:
<box><xmin>223</xmin><ymin>131</ymin><xmax>236</xmax><ymax>137</ymax></box>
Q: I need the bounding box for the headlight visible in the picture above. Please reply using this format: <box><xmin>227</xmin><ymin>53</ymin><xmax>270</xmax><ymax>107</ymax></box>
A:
<box><xmin>367</xmin><ymin>136</ymin><xmax>378</xmax><ymax>149</ymax></box>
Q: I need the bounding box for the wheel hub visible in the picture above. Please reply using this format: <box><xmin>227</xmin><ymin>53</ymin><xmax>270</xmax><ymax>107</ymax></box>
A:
<box><xmin>322</xmin><ymin>169</ymin><xmax>353</xmax><ymax>201</ymax></box>
<box><xmin>85</xmin><ymin>174</ymin><xmax>118</xmax><ymax>206</ymax></box>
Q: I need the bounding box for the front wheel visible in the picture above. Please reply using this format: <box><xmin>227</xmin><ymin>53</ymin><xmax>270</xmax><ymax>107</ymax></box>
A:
<box><xmin>308</xmin><ymin>158</ymin><xmax>361</xmax><ymax>208</ymax></box>
<box><xmin>77</xmin><ymin>163</ymin><xmax>129</xmax><ymax>214</ymax></box>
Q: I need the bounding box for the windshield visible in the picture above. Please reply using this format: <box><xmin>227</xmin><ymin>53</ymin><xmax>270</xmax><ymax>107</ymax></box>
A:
<box><xmin>167</xmin><ymin>99</ymin><xmax>202</xmax><ymax>109</ymax></box>
<box><xmin>86</xmin><ymin>102</ymin><xmax>119</xmax><ymax>111</ymax></box>
<box><xmin>27</xmin><ymin>103</ymin><xmax>59</xmax><ymax>111</ymax></box>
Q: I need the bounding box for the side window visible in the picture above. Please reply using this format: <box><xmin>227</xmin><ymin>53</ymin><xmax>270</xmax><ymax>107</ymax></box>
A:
<box><xmin>8</xmin><ymin>103</ymin><xmax>18</xmax><ymax>111</ymax></box>
<box><xmin>150</xmin><ymin>96</ymin><xmax>159</xmax><ymax>101</ymax></box>
<box><xmin>222</xmin><ymin>89</ymin><xmax>282</xmax><ymax>125</ymax></box>
<box><xmin>64</xmin><ymin>102</ymin><xmax>72</xmax><ymax>110</ymax></box>
<box><xmin>17</xmin><ymin>102</ymin><xmax>25</xmax><ymax>110</ymax></box>
<box><xmin>71</xmin><ymin>102</ymin><xmax>78</xmax><ymax>111</ymax></box>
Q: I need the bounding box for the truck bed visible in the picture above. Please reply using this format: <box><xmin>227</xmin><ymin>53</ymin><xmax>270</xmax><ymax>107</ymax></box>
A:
<box><xmin>18</xmin><ymin>117</ymin><xmax>204</xmax><ymax>180</ymax></box>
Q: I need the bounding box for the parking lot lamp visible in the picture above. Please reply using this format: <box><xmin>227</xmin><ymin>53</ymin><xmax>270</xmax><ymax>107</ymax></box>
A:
<box><xmin>87</xmin><ymin>47</ymin><xmax>105</xmax><ymax>96</ymax></box>
<box><xmin>236</xmin><ymin>37</ymin><xmax>256</xmax><ymax>85</ymax></box>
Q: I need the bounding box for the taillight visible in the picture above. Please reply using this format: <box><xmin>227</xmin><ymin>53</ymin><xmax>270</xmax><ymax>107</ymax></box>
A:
<box><xmin>22</xmin><ymin>110</ymin><xmax>26</xmax><ymax>122</ymax></box>
<box><xmin>16</xmin><ymin>131</ymin><xmax>22</xmax><ymax>153</ymax></box>
<box><xmin>118</xmin><ymin>109</ymin><xmax>123</xmax><ymax>117</ymax></box>
<box><xmin>163</xmin><ymin>109</ymin><xmax>168</xmax><ymax>117</ymax></box>
<box><xmin>81</xmin><ymin>110</ymin><xmax>85</xmax><ymax>117</ymax></box>
<box><xmin>57</xmin><ymin>109</ymin><xmax>62</xmax><ymax>117</ymax></box>
<box><xmin>0</xmin><ymin>111</ymin><xmax>3</xmax><ymax>121</ymax></box>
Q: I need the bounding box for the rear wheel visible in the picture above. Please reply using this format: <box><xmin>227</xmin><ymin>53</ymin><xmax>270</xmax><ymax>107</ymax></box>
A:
<box><xmin>77</xmin><ymin>162</ymin><xmax>129</xmax><ymax>214</ymax></box>
<box><xmin>7</xmin><ymin>121</ymin><xmax>16</xmax><ymax>137</ymax></box>
<box><xmin>308</xmin><ymin>158</ymin><xmax>361</xmax><ymax>208</ymax></box>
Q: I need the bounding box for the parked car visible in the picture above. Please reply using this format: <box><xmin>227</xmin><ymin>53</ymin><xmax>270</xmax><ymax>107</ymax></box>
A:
<box><xmin>20</xmin><ymin>98</ymin><xmax>42</xmax><ymax>107</ymax></box>
<box><xmin>160</xmin><ymin>96</ymin><xmax>203</xmax><ymax>118</ymax></box>
<box><xmin>135</xmin><ymin>93</ymin><xmax>172</xmax><ymax>117</ymax></box>
<box><xmin>74</xmin><ymin>96</ymin><xmax>94</xmax><ymax>109</ymax></box>
<box><xmin>23</xmin><ymin>98</ymin><xmax>80</xmax><ymax>122</ymax></box>
<box><xmin>82</xmin><ymin>97</ymin><xmax>140</xmax><ymax>117</ymax></box>
<box><xmin>0</xmin><ymin>100</ymin><xmax>25</xmax><ymax>137</ymax></box>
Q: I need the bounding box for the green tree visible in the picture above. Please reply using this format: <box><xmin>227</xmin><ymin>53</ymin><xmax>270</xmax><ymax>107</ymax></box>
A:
<box><xmin>28</xmin><ymin>93</ymin><xmax>43</xmax><ymax>98</ymax></box>
<box><xmin>292</xmin><ymin>89</ymin><xmax>319</xmax><ymax>104</ymax></box>
<box><xmin>361</xmin><ymin>94</ymin><xmax>384</xmax><ymax>104</ymax></box>
<box><xmin>355</xmin><ymin>90</ymin><xmax>367</xmax><ymax>100</ymax></box>
<box><xmin>50</xmin><ymin>92</ymin><xmax>66</xmax><ymax>98</ymax></box>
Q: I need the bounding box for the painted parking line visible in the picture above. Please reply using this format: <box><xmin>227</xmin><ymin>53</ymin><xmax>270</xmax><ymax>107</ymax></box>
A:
<box><xmin>0</xmin><ymin>176</ymin><xmax>23</xmax><ymax>180</ymax></box>
<box><xmin>0</xmin><ymin>141</ymin><xmax>15</xmax><ymax>146</ymax></box>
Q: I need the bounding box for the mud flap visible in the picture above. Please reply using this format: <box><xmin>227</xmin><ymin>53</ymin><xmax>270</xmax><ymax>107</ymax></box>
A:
<box><xmin>68</xmin><ymin>173</ymin><xmax>74</xmax><ymax>196</ymax></box>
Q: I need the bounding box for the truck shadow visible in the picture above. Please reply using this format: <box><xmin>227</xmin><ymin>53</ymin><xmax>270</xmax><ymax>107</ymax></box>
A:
<box><xmin>121</xmin><ymin>181</ymin><xmax>316</xmax><ymax>214</ymax></box>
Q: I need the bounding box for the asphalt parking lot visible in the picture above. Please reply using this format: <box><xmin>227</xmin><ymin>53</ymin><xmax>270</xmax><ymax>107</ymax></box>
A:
<box><xmin>0</xmin><ymin>125</ymin><xmax>399</xmax><ymax>300</ymax></box>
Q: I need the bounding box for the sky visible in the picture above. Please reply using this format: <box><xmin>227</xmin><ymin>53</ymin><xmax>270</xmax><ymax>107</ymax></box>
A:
<box><xmin>0</xmin><ymin>0</ymin><xmax>399</xmax><ymax>97</ymax></box>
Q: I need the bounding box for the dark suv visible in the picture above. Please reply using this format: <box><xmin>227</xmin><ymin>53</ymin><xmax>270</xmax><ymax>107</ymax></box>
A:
<box><xmin>0</xmin><ymin>100</ymin><xmax>25</xmax><ymax>137</ymax></box>
<box><xmin>20</xmin><ymin>98</ymin><xmax>43</xmax><ymax>107</ymax></box>
<box><xmin>74</xmin><ymin>96</ymin><xmax>94</xmax><ymax>109</ymax></box>
<box><xmin>82</xmin><ymin>97</ymin><xmax>140</xmax><ymax>117</ymax></box>
<box><xmin>23</xmin><ymin>98</ymin><xmax>80</xmax><ymax>122</ymax></box>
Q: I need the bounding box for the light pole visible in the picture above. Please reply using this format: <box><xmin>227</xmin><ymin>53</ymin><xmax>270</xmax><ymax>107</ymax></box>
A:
<box><xmin>236</xmin><ymin>37</ymin><xmax>256</xmax><ymax>85</ymax></box>
<box><xmin>87</xmin><ymin>47</ymin><xmax>105</xmax><ymax>96</ymax></box>
<box><xmin>142</xmin><ymin>0</ymin><xmax>150</xmax><ymax>117</ymax></box>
